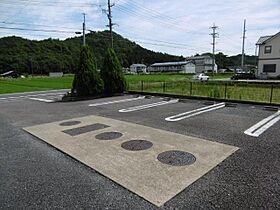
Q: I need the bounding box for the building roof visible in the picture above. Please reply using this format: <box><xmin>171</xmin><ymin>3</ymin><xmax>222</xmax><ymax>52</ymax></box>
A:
<box><xmin>186</xmin><ymin>55</ymin><xmax>212</xmax><ymax>60</ymax></box>
<box><xmin>130</xmin><ymin>64</ymin><xmax>146</xmax><ymax>67</ymax></box>
<box><xmin>256</xmin><ymin>36</ymin><xmax>273</xmax><ymax>45</ymax></box>
<box><xmin>256</xmin><ymin>32</ymin><xmax>280</xmax><ymax>45</ymax></box>
<box><xmin>150</xmin><ymin>61</ymin><xmax>192</xmax><ymax>67</ymax></box>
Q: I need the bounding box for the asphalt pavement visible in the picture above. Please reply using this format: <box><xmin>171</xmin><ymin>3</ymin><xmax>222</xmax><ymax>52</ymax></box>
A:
<box><xmin>0</xmin><ymin>90</ymin><xmax>279</xmax><ymax>209</ymax></box>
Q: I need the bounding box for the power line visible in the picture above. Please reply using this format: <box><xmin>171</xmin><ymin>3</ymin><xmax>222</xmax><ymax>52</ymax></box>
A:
<box><xmin>115</xmin><ymin>27</ymin><xmax>210</xmax><ymax>50</ymax></box>
<box><xmin>123</xmin><ymin>0</ymin><xmax>176</xmax><ymax>22</ymax></box>
<box><xmin>0</xmin><ymin>21</ymin><xmax>82</xmax><ymax>31</ymax></box>
<box><xmin>121</xmin><ymin>0</ymin><xmax>207</xmax><ymax>35</ymax></box>
<box><xmin>131</xmin><ymin>40</ymin><xmax>199</xmax><ymax>51</ymax></box>
<box><xmin>0</xmin><ymin>1</ymin><xmax>103</xmax><ymax>8</ymax></box>
<box><xmin>0</xmin><ymin>26</ymin><xmax>77</xmax><ymax>34</ymax></box>
<box><xmin>115</xmin><ymin>4</ymin><xmax>207</xmax><ymax>35</ymax></box>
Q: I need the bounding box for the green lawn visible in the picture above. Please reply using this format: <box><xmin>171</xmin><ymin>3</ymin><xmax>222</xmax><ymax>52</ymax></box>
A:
<box><xmin>1</xmin><ymin>73</ymin><xmax>278</xmax><ymax>105</ymax></box>
<box><xmin>0</xmin><ymin>73</ymin><xmax>233</xmax><ymax>94</ymax></box>
<box><xmin>125</xmin><ymin>73</ymin><xmax>233</xmax><ymax>82</ymax></box>
<box><xmin>129</xmin><ymin>81</ymin><xmax>280</xmax><ymax>104</ymax></box>
<box><xmin>0</xmin><ymin>75</ymin><xmax>74</xmax><ymax>94</ymax></box>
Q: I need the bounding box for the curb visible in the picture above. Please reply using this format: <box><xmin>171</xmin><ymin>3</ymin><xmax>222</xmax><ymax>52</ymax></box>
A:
<box><xmin>127</xmin><ymin>91</ymin><xmax>280</xmax><ymax>107</ymax></box>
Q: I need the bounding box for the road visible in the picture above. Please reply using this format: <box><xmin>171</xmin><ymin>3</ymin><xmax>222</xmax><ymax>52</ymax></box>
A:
<box><xmin>0</xmin><ymin>90</ymin><xmax>280</xmax><ymax>209</ymax></box>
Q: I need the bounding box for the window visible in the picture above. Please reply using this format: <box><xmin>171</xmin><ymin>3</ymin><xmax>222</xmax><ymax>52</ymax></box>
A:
<box><xmin>264</xmin><ymin>46</ymin><xmax>272</xmax><ymax>54</ymax></box>
<box><xmin>263</xmin><ymin>64</ymin><xmax>276</xmax><ymax>73</ymax></box>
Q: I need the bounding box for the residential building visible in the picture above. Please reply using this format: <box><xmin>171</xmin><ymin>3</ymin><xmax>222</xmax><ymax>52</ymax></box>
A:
<box><xmin>186</xmin><ymin>55</ymin><xmax>217</xmax><ymax>73</ymax></box>
<box><xmin>148</xmin><ymin>61</ymin><xmax>195</xmax><ymax>74</ymax></box>
<box><xmin>130</xmin><ymin>64</ymin><xmax>147</xmax><ymax>74</ymax></box>
<box><xmin>256</xmin><ymin>32</ymin><xmax>280</xmax><ymax>79</ymax></box>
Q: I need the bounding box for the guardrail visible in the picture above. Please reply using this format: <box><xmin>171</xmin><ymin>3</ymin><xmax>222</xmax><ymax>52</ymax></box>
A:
<box><xmin>128</xmin><ymin>81</ymin><xmax>280</xmax><ymax>104</ymax></box>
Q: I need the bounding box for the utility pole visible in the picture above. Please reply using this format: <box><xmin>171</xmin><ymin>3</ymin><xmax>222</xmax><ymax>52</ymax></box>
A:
<box><xmin>107</xmin><ymin>0</ymin><xmax>115</xmax><ymax>48</ymax></box>
<box><xmin>82</xmin><ymin>13</ymin><xmax>86</xmax><ymax>46</ymax></box>
<box><xmin>29</xmin><ymin>57</ymin><xmax>33</xmax><ymax>76</ymax></box>
<box><xmin>210</xmin><ymin>23</ymin><xmax>218</xmax><ymax>75</ymax></box>
<box><xmin>241</xmin><ymin>19</ymin><xmax>246</xmax><ymax>70</ymax></box>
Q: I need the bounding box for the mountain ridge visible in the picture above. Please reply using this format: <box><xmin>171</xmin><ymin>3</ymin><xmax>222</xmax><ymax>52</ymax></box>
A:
<box><xmin>0</xmin><ymin>31</ymin><xmax>256</xmax><ymax>74</ymax></box>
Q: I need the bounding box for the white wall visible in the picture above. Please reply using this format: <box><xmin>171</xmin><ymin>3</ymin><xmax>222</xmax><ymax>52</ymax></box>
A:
<box><xmin>258</xmin><ymin>35</ymin><xmax>280</xmax><ymax>78</ymax></box>
<box><xmin>49</xmin><ymin>72</ymin><xmax>63</xmax><ymax>77</ymax></box>
<box><xmin>130</xmin><ymin>65</ymin><xmax>147</xmax><ymax>73</ymax></box>
<box><xmin>181</xmin><ymin>63</ymin><xmax>195</xmax><ymax>73</ymax></box>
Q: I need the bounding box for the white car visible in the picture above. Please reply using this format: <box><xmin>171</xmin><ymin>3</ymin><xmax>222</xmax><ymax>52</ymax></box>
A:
<box><xmin>193</xmin><ymin>73</ymin><xmax>209</xmax><ymax>81</ymax></box>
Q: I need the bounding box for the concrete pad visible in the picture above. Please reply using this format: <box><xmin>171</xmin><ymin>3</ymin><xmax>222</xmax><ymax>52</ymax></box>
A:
<box><xmin>24</xmin><ymin>115</ymin><xmax>239</xmax><ymax>207</ymax></box>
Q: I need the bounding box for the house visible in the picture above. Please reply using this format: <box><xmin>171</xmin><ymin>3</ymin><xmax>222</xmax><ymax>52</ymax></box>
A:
<box><xmin>130</xmin><ymin>64</ymin><xmax>147</xmax><ymax>74</ymax></box>
<box><xmin>186</xmin><ymin>55</ymin><xmax>217</xmax><ymax>73</ymax></box>
<box><xmin>148</xmin><ymin>61</ymin><xmax>195</xmax><ymax>74</ymax></box>
<box><xmin>256</xmin><ymin>32</ymin><xmax>280</xmax><ymax>79</ymax></box>
<box><xmin>49</xmin><ymin>72</ymin><xmax>63</xmax><ymax>77</ymax></box>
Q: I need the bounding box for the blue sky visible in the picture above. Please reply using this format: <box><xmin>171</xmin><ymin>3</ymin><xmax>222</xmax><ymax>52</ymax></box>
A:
<box><xmin>0</xmin><ymin>0</ymin><xmax>279</xmax><ymax>56</ymax></box>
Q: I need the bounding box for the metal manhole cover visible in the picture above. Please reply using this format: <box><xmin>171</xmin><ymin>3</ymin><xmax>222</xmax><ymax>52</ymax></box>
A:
<box><xmin>121</xmin><ymin>140</ymin><xmax>153</xmax><ymax>151</ymax></box>
<box><xmin>95</xmin><ymin>132</ymin><xmax>123</xmax><ymax>140</ymax></box>
<box><xmin>59</xmin><ymin>121</ymin><xmax>81</xmax><ymax>126</ymax></box>
<box><xmin>157</xmin><ymin>150</ymin><xmax>196</xmax><ymax>166</ymax></box>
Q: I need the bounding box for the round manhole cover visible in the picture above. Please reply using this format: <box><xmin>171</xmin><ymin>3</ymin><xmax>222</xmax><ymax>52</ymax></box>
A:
<box><xmin>157</xmin><ymin>150</ymin><xmax>196</xmax><ymax>166</ymax></box>
<box><xmin>121</xmin><ymin>140</ymin><xmax>153</xmax><ymax>151</ymax></box>
<box><xmin>95</xmin><ymin>132</ymin><xmax>123</xmax><ymax>140</ymax></box>
<box><xmin>59</xmin><ymin>121</ymin><xmax>81</xmax><ymax>126</ymax></box>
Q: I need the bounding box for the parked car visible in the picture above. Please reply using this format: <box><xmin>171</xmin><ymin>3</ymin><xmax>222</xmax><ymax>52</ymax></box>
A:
<box><xmin>193</xmin><ymin>73</ymin><xmax>209</xmax><ymax>81</ymax></box>
<box><xmin>231</xmin><ymin>72</ymin><xmax>256</xmax><ymax>80</ymax></box>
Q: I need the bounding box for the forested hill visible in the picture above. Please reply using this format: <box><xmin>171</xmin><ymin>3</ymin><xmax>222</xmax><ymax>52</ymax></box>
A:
<box><xmin>0</xmin><ymin>31</ymin><xmax>184</xmax><ymax>74</ymax></box>
<box><xmin>0</xmin><ymin>31</ymin><xmax>257</xmax><ymax>75</ymax></box>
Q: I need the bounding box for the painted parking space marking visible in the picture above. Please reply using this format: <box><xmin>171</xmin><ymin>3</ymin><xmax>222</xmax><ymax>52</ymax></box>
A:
<box><xmin>119</xmin><ymin>99</ymin><xmax>179</xmax><ymax>113</ymax></box>
<box><xmin>88</xmin><ymin>96</ymin><xmax>145</xmax><ymax>107</ymax></box>
<box><xmin>24</xmin><ymin>115</ymin><xmax>238</xmax><ymax>207</ymax></box>
<box><xmin>0</xmin><ymin>92</ymin><xmax>65</xmax><ymax>103</ymax></box>
<box><xmin>165</xmin><ymin>102</ymin><xmax>226</xmax><ymax>122</ymax></box>
<box><xmin>28</xmin><ymin>98</ymin><xmax>55</xmax><ymax>103</ymax></box>
<box><xmin>244</xmin><ymin>111</ymin><xmax>280</xmax><ymax>137</ymax></box>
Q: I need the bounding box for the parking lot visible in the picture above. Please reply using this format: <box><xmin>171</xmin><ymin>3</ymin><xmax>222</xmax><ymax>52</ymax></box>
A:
<box><xmin>1</xmin><ymin>90</ymin><xmax>280</xmax><ymax>209</ymax></box>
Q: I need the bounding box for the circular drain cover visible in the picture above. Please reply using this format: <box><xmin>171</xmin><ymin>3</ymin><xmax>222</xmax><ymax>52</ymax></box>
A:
<box><xmin>59</xmin><ymin>121</ymin><xmax>81</xmax><ymax>126</ymax></box>
<box><xmin>95</xmin><ymin>132</ymin><xmax>123</xmax><ymax>140</ymax></box>
<box><xmin>157</xmin><ymin>150</ymin><xmax>196</xmax><ymax>166</ymax></box>
<box><xmin>121</xmin><ymin>140</ymin><xmax>153</xmax><ymax>151</ymax></box>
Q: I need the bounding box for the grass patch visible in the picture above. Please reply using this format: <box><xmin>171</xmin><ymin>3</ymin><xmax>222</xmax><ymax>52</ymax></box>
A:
<box><xmin>129</xmin><ymin>81</ymin><xmax>280</xmax><ymax>104</ymax></box>
<box><xmin>0</xmin><ymin>75</ymin><xmax>74</xmax><ymax>94</ymax></box>
<box><xmin>1</xmin><ymin>73</ymin><xmax>278</xmax><ymax>105</ymax></box>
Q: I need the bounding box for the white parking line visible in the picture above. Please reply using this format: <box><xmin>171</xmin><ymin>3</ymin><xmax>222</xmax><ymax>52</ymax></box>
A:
<box><xmin>244</xmin><ymin>111</ymin><xmax>280</xmax><ymax>137</ymax></box>
<box><xmin>0</xmin><ymin>92</ymin><xmax>65</xmax><ymax>101</ymax></box>
<box><xmin>165</xmin><ymin>103</ymin><xmax>226</xmax><ymax>122</ymax></box>
<box><xmin>0</xmin><ymin>89</ymin><xmax>69</xmax><ymax>97</ymax></box>
<box><xmin>119</xmin><ymin>99</ymin><xmax>179</xmax><ymax>113</ymax></box>
<box><xmin>28</xmin><ymin>98</ymin><xmax>55</xmax><ymax>103</ymax></box>
<box><xmin>89</xmin><ymin>97</ymin><xmax>145</xmax><ymax>107</ymax></box>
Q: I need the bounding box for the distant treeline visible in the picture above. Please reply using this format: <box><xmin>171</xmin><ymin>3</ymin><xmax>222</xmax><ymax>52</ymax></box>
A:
<box><xmin>0</xmin><ymin>31</ymin><xmax>257</xmax><ymax>74</ymax></box>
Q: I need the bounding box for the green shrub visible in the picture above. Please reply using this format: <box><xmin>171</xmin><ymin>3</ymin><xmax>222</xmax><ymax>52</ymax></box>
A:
<box><xmin>100</xmin><ymin>48</ymin><xmax>126</xmax><ymax>95</ymax></box>
<box><xmin>72</xmin><ymin>46</ymin><xmax>104</xmax><ymax>96</ymax></box>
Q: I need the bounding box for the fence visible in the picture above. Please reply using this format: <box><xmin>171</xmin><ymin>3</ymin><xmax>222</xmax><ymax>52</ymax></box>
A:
<box><xmin>128</xmin><ymin>81</ymin><xmax>280</xmax><ymax>104</ymax></box>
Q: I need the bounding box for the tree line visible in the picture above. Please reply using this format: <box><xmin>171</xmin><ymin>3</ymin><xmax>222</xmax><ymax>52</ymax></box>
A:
<box><xmin>0</xmin><ymin>31</ymin><xmax>257</xmax><ymax>74</ymax></box>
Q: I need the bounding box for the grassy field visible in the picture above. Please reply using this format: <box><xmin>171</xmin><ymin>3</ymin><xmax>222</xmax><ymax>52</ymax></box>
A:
<box><xmin>1</xmin><ymin>73</ymin><xmax>279</xmax><ymax>104</ymax></box>
<box><xmin>0</xmin><ymin>73</ymin><xmax>233</xmax><ymax>94</ymax></box>
<box><xmin>125</xmin><ymin>73</ymin><xmax>233</xmax><ymax>82</ymax></box>
<box><xmin>129</xmin><ymin>81</ymin><xmax>280</xmax><ymax>104</ymax></box>
<box><xmin>0</xmin><ymin>75</ymin><xmax>74</xmax><ymax>94</ymax></box>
